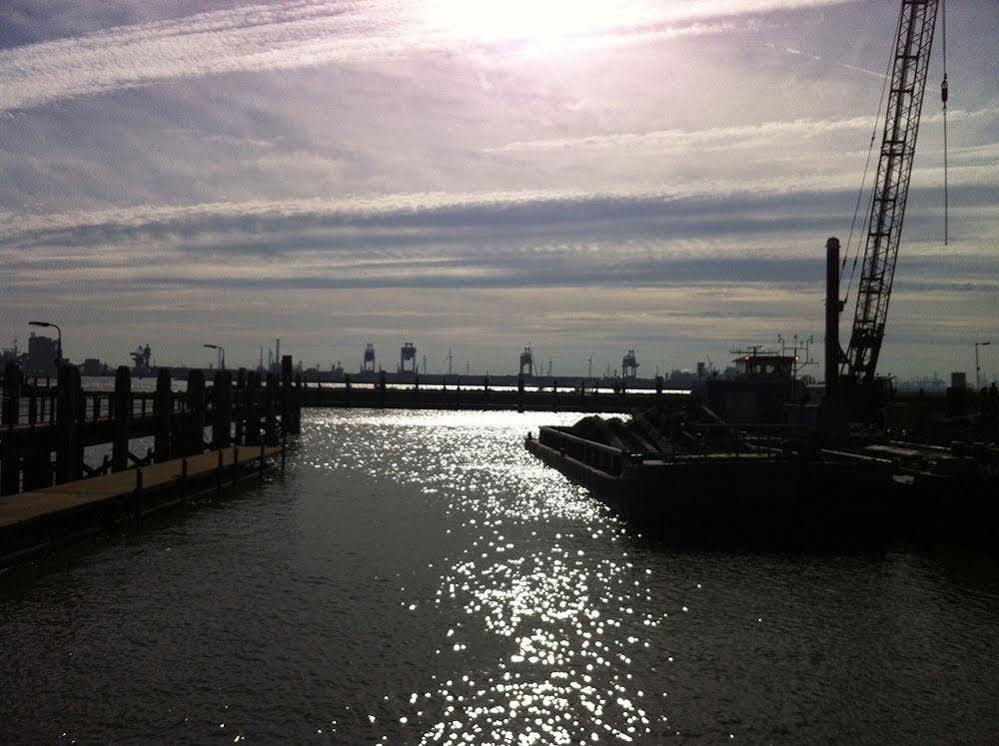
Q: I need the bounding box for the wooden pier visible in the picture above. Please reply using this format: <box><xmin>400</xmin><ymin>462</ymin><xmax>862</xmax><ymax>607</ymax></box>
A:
<box><xmin>1</xmin><ymin>357</ymin><xmax>302</xmax><ymax>497</ymax></box>
<box><xmin>0</xmin><ymin>445</ymin><xmax>282</xmax><ymax>565</ymax></box>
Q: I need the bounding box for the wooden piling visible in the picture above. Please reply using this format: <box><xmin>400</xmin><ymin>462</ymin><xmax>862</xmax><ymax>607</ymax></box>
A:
<box><xmin>234</xmin><ymin>368</ymin><xmax>247</xmax><ymax>445</ymax></box>
<box><xmin>1</xmin><ymin>363</ymin><xmax>23</xmax><ymax>495</ymax></box>
<box><xmin>265</xmin><ymin>373</ymin><xmax>278</xmax><ymax>446</ymax></box>
<box><xmin>154</xmin><ymin>369</ymin><xmax>172</xmax><ymax>462</ymax></box>
<box><xmin>185</xmin><ymin>370</ymin><xmax>206</xmax><ymax>456</ymax></box>
<box><xmin>112</xmin><ymin>366</ymin><xmax>131</xmax><ymax>472</ymax></box>
<box><xmin>55</xmin><ymin>365</ymin><xmax>84</xmax><ymax>484</ymax></box>
<box><xmin>212</xmin><ymin>370</ymin><xmax>233</xmax><ymax>449</ymax></box>
<box><xmin>246</xmin><ymin>372</ymin><xmax>260</xmax><ymax>446</ymax></box>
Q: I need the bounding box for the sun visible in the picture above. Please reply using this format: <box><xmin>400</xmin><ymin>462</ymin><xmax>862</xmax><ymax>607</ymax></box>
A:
<box><xmin>417</xmin><ymin>0</ymin><xmax>647</xmax><ymax>49</ymax></box>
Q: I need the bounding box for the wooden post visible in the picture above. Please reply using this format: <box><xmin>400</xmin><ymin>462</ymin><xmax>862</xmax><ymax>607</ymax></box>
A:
<box><xmin>517</xmin><ymin>372</ymin><xmax>524</xmax><ymax>414</ymax></box>
<box><xmin>112</xmin><ymin>366</ymin><xmax>131</xmax><ymax>472</ymax></box>
<box><xmin>54</xmin><ymin>364</ymin><xmax>84</xmax><ymax>484</ymax></box>
<box><xmin>23</xmin><ymin>371</ymin><xmax>51</xmax><ymax>491</ymax></box>
<box><xmin>1</xmin><ymin>363</ymin><xmax>23</xmax><ymax>495</ymax></box>
<box><xmin>234</xmin><ymin>368</ymin><xmax>247</xmax><ymax>445</ymax></box>
<box><xmin>212</xmin><ymin>370</ymin><xmax>233</xmax><ymax>449</ymax></box>
<box><xmin>186</xmin><ymin>370</ymin><xmax>206</xmax><ymax>456</ymax></box>
<box><xmin>154</xmin><ymin>369</ymin><xmax>172</xmax><ymax>462</ymax></box>
<box><xmin>28</xmin><ymin>383</ymin><xmax>37</xmax><ymax>427</ymax></box>
<box><xmin>245</xmin><ymin>371</ymin><xmax>260</xmax><ymax>446</ymax></box>
<box><xmin>280</xmin><ymin>356</ymin><xmax>301</xmax><ymax>436</ymax></box>
<box><xmin>656</xmin><ymin>375</ymin><xmax>663</xmax><ymax>399</ymax></box>
<box><xmin>292</xmin><ymin>373</ymin><xmax>303</xmax><ymax>435</ymax></box>
<box><xmin>265</xmin><ymin>373</ymin><xmax>278</xmax><ymax>446</ymax></box>
<box><xmin>232</xmin><ymin>445</ymin><xmax>239</xmax><ymax>486</ymax></box>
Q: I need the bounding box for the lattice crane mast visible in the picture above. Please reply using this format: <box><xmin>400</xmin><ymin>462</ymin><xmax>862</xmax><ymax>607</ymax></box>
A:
<box><xmin>838</xmin><ymin>0</ymin><xmax>940</xmax><ymax>388</ymax></box>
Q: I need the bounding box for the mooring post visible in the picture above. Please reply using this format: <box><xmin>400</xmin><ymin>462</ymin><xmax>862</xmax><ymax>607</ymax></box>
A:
<box><xmin>55</xmin><ymin>364</ymin><xmax>84</xmax><ymax>484</ymax></box>
<box><xmin>234</xmin><ymin>368</ymin><xmax>247</xmax><ymax>445</ymax></box>
<box><xmin>28</xmin><ymin>382</ymin><xmax>37</xmax><ymax>427</ymax></box>
<box><xmin>181</xmin><ymin>456</ymin><xmax>188</xmax><ymax>481</ymax></box>
<box><xmin>232</xmin><ymin>445</ymin><xmax>239</xmax><ymax>487</ymax></box>
<box><xmin>293</xmin><ymin>374</ymin><xmax>302</xmax><ymax>434</ymax></box>
<box><xmin>23</xmin><ymin>366</ymin><xmax>52</xmax><ymax>490</ymax></box>
<box><xmin>212</xmin><ymin>370</ymin><xmax>233</xmax><ymax>449</ymax></box>
<box><xmin>655</xmin><ymin>375</ymin><xmax>663</xmax><ymax>399</ymax></box>
<box><xmin>378</xmin><ymin>369</ymin><xmax>386</xmax><ymax>408</ymax></box>
<box><xmin>259</xmin><ymin>434</ymin><xmax>265</xmax><ymax>479</ymax></box>
<box><xmin>153</xmin><ymin>369</ymin><xmax>172</xmax><ymax>462</ymax></box>
<box><xmin>111</xmin><ymin>366</ymin><xmax>131</xmax><ymax>472</ymax></box>
<box><xmin>0</xmin><ymin>362</ymin><xmax>23</xmax><ymax>495</ymax></box>
<box><xmin>517</xmin><ymin>373</ymin><xmax>525</xmax><ymax>413</ymax></box>
<box><xmin>245</xmin><ymin>371</ymin><xmax>260</xmax><ymax>446</ymax></box>
<box><xmin>265</xmin><ymin>373</ymin><xmax>278</xmax><ymax>446</ymax></box>
<box><xmin>186</xmin><ymin>370</ymin><xmax>206</xmax><ymax>456</ymax></box>
<box><xmin>281</xmin><ymin>355</ymin><xmax>292</xmax><ymax>436</ymax></box>
<box><xmin>280</xmin><ymin>356</ymin><xmax>301</xmax><ymax>435</ymax></box>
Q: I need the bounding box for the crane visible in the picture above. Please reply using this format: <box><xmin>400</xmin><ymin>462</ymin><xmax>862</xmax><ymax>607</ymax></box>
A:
<box><xmin>836</xmin><ymin>0</ymin><xmax>941</xmax><ymax>392</ymax></box>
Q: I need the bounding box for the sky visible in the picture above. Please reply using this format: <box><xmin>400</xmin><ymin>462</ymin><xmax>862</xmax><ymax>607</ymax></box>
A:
<box><xmin>1</xmin><ymin>0</ymin><xmax>997</xmax><ymax>379</ymax></box>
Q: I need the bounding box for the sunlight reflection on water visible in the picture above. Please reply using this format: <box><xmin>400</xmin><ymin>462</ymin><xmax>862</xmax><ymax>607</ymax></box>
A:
<box><xmin>305</xmin><ymin>409</ymin><xmax>663</xmax><ymax>743</ymax></box>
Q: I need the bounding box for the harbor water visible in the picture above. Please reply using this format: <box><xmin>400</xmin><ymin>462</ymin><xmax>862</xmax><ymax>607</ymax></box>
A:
<box><xmin>1</xmin><ymin>409</ymin><xmax>997</xmax><ymax>744</ymax></box>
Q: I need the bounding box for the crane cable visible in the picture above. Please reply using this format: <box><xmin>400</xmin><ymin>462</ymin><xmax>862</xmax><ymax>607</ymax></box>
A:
<box><xmin>841</xmin><ymin>20</ymin><xmax>896</xmax><ymax>306</ymax></box>
<box><xmin>942</xmin><ymin>0</ymin><xmax>949</xmax><ymax>246</ymax></box>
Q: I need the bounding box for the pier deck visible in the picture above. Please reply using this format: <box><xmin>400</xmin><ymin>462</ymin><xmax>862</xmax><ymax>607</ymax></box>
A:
<box><xmin>0</xmin><ymin>446</ymin><xmax>282</xmax><ymax>565</ymax></box>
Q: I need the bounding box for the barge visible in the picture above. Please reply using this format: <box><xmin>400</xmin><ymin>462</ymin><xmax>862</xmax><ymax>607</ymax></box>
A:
<box><xmin>526</xmin><ymin>404</ymin><xmax>999</xmax><ymax>547</ymax></box>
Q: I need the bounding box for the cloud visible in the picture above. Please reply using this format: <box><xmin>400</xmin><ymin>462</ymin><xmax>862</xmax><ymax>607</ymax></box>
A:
<box><xmin>0</xmin><ymin>0</ymin><xmax>860</xmax><ymax>111</ymax></box>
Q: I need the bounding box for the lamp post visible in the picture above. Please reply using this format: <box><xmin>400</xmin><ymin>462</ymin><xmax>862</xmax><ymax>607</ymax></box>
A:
<box><xmin>975</xmin><ymin>341</ymin><xmax>991</xmax><ymax>390</ymax></box>
<box><xmin>204</xmin><ymin>343</ymin><xmax>225</xmax><ymax>371</ymax></box>
<box><xmin>28</xmin><ymin>320</ymin><xmax>62</xmax><ymax>373</ymax></box>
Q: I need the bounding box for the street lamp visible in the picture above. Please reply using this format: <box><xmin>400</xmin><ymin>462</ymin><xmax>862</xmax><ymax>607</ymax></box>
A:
<box><xmin>975</xmin><ymin>341</ymin><xmax>991</xmax><ymax>390</ymax></box>
<box><xmin>204</xmin><ymin>343</ymin><xmax>225</xmax><ymax>371</ymax></box>
<box><xmin>28</xmin><ymin>320</ymin><xmax>61</xmax><ymax>373</ymax></box>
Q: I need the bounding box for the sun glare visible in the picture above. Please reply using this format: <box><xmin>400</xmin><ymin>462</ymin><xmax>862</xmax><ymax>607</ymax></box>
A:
<box><xmin>418</xmin><ymin>0</ymin><xmax>650</xmax><ymax>48</ymax></box>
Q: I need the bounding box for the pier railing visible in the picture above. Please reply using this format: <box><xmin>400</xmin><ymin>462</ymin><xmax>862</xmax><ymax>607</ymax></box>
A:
<box><xmin>0</xmin><ymin>358</ymin><xmax>302</xmax><ymax>496</ymax></box>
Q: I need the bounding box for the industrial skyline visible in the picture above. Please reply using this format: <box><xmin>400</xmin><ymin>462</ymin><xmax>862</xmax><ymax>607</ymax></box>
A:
<box><xmin>2</xmin><ymin>1</ymin><xmax>997</xmax><ymax>378</ymax></box>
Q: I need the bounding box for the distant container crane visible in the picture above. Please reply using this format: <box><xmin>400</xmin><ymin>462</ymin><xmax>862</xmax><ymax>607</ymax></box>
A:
<box><xmin>622</xmin><ymin>350</ymin><xmax>639</xmax><ymax>379</ymax></box>
<box><xmin>519</xmin><ymin>346</ymin><xmax>534</xmax><ymax>376</ymax></box>
<box><xmin>399</xmin><ymin>342</ymin><xmax>417</xmax><ymax>373</ymax></box>
<box><xmin>362</xmin><ymin>343</ymin><xmax>376</xmax><ymax>373</ymax></box>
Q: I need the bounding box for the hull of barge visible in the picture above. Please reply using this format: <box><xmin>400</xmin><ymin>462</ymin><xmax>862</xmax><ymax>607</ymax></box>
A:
<box><xmin>526</xmin><ymin>437</ymin><xmax>996</xmax><ymax>547</ymax></box>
